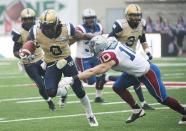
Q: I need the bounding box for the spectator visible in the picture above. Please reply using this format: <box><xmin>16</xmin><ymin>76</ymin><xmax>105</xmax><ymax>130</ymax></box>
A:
<box><xmin>145</xmin><ymin>16</ymin><xmax>155</xmax><ymax>33</ymax></box>
<box><xmin>175</xmin><ymin>15</ymin><xmax>186</xmax><ymax>56</ymax></box>
<box><xmin>155</xmin><ymin>15</ymin><xmax>164</xmax><ymax>33</ymax></box>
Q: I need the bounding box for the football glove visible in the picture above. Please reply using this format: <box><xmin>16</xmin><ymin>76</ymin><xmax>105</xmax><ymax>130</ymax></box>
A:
<box><xmin>20</xmin><ymin>54</ymin><xmax>35</xmax><ymax>63</ymax></box>
<box><xmin>58</xmin><ymin>77</ymin><xmax>74</xmax><ymax>87</ymax></box>
<box><xmin>145</xmin><ymin>48</ymin><xmax>153</xmax><ymax>60</ymax></box>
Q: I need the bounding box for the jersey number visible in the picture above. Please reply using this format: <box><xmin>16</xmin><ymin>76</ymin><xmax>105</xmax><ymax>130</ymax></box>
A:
<box><xmin>50</xmin><ymin>46</ymin><xmax>62</xmax><ymax>56</ymax></box>
<box><xmin>126</xmin><ymin>36</ymin><xmax>135</xmax><ymax>47</ymax></box>
<box><xmin>119</xmin><ymin>46</ymin><xmax>135</xmax><ymax>61</ymax></box>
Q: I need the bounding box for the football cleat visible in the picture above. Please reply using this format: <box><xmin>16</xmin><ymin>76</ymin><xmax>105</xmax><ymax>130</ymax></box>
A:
<box><xmin>47</xmin><ymin>100</ymin><xmax>56</xmax><ymax>112</ymax></box>
<box><xmin>178</xmin><ymin>116</ymin><xmax>186</xmax><ymax>125</ymax></box>
<box><xmin>142</xmin><ymin>103</ymin><xmax>155</xmax><ymax>110</ymax></box>
<box><xmin>87</xmin><ymin>115</ymin><xmax>99</xmax><ymax>127</ymax></box>
<box><xmin>126</xmin><ymin>109</ymin><xmax>145</xmax><ymax>123</ymax></box>
<box><xmin>94</xmin><ymin>97</ymin><xmax>106</xmax><ymax>103</ymax></box>
<box><xmin>59</xmin><ymin>96</ymin><xmax>67</xmax><ymax>108</ymax></box>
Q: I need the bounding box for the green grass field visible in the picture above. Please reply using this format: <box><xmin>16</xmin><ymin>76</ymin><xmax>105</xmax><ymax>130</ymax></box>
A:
<box><xmin>0</xmin><ymin>57</ymin><xmax>186</xmax><ymax>131</ymax></box>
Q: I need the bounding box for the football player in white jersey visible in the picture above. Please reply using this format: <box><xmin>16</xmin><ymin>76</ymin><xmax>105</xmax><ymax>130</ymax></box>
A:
<box><xmin>75</xmin><ymin>8</ymin><xmax>106</xmax><ymax>103</ymax></box>
<box><xmin>107</xmin><ymin>4</ymin><xmax>154</xmax><ymax>110</ymax></box>
<box><xmin>11</xmin><ymin>8</ymin><xmax>55</xmax><ymax>111</ymax></box>
<box><xmin>60</xmin><ymin>36</ymin><xmax>186</xmax><ymax>125</ymax></box>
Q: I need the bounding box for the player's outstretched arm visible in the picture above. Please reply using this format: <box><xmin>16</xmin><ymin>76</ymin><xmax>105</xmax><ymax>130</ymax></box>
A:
<box><xmin>60</xmin><ymin>60</ymin><xmax>115</xmax><ymax>86</ymax></box>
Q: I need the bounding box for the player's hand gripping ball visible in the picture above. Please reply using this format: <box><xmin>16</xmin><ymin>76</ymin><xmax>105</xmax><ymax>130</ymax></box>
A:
<box><xmin>19</xmin><ymin>40</ymin><xmax>36</xmax><ymax>62</ymax></box>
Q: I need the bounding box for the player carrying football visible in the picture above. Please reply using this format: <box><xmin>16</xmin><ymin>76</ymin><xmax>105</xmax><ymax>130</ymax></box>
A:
<box><xmin>11</xmin><ymin>8</ymin><xmax>56</xmax><ymax>111</ymax></box>
<box><xmin>26</xmin><ymin>9</ymin><xmax>98</xmax><ymax>127</ymax></box>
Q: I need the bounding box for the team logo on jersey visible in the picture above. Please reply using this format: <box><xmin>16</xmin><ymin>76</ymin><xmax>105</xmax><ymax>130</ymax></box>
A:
<box><xmin>68</xmin><ymin>61</ymin><xmax>74</xmax><ymax>66</ymax></box>
<box><xmin>101</xmin><ymin>53</ymin><xmax>111</xmax><ymax>63</ymax></box>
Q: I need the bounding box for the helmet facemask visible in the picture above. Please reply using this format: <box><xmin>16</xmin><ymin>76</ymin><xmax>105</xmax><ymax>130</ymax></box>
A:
<box><xmin>126</xmin><ymin>13</ymin><xmax>142</xmax><ymax>29</ymax></box>
<box><xmin>40</xmin><ymin>20</ymin><xmax>58</xmax><ymax>39</ymax></box>
<box><xmin>39</xmin><ymin>9</ymin><xmax>61</xmax><ymax>39</ymax></box>
<box><xmin>21</xmin><ymin>8</ymin><xmax>36</xmax><ymax>31</ymax></box>
<box><xmin>82</xmin><ymin>8</ymin><xmax>97</xmax><ymax>27</ymax></box>
<box><xmin>21</xmin><ymin>17</ymin><xmax>35</xmax><ymax>31</ymax></box>
<box><xmin>125</xmin><ymin>4</ymin><xmax>142</xmax><ymax>29</ymax></box>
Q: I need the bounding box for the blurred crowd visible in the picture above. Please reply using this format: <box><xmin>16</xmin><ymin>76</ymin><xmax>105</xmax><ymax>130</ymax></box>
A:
<box><xmin>145</xmin><ymin>15</ymin><xmax>186</xmax><ymax>56</ymax></box>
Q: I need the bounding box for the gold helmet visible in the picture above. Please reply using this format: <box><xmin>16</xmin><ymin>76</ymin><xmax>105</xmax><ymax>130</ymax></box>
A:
<box><xmin>39</xmin><ymin>9</ymin><xmax>60</xmax><ymax>38</ymax></box>
<box><xmin>20</xmin><ymin>8</ymin><xmax>36</xmax><ymax>31</ymax></box>
<box><xmin>125</xmin><ymin>4</ymin><xmax>142</xmax><ymax>28</ymax></box>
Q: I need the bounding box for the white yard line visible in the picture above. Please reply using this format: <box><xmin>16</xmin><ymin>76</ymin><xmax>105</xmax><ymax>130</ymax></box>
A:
<box><xmin>0</xmin><ymin>107</ymin><xmax>169</xmax><ymax>123</ymax></box>
<box><xmin>156</xmin><ymin>63</ymin><xmax>186</xmax><ymax>67</ymax></box>
<box><xmin>0</xmin><ymin>87</ymin><xmax>185</xmax><ymax>103</ymax></box>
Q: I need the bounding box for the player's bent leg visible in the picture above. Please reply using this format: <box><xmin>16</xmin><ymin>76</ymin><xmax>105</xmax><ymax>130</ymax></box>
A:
<box><xmin>113</xmin><ymin>86</ymin><xmax>145</xmax><ymax>123</ymax></box>
<box><xmin>133</xmin><ymin>84</ymin><xmax>155</xmax><ymax>110</ymax></box>
<box><xmin>24</xmin><ymin>63</ymin><xmax>56</xmax><ymax>111</ymax></box>
<box><xmin>63</xmin><ymin>56</ymin><xmax>98</xmax><ymax>126</ymax></box>
<box><xmin>94</xmin><ymin>74</ymin><xmax>106</xmax><ymax>103</ymax></box>
<box><xmin>143</xmin><ymin>64</ymin><xmax>186</xmax><ymax>124</ymax></box>
<box><xmin>161</xmin><ymin>97</ymin><xmax>186</xmax><ymax>124</ymax></box>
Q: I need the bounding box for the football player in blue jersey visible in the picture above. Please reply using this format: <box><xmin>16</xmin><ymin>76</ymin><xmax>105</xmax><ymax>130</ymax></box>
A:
<box><xmin>11</xmin><ymin>8</ymin><xmax>55</xmax><ymax>111</ymax></box>
<box><xmin>106</xmin><ymin>4</ymin><xmax>154</xmax><ymax>110</ymax></box>
<box><xmin>75</xmin><ymin>8</ymin><xmax>106</xmax><ymax>103</ymax></box>
<box><xmin>26</xmin><ymin>9</ymin><xmax>98</xmax><ymax>127</ymax></box>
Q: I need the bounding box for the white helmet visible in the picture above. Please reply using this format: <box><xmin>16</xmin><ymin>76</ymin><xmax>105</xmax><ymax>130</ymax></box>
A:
<box><xmin>82</xmin><ymin>8</ymin><xmax>97</xmax><ymax>24</ymax></box>
<box><xmin>82</xmin><ymin>8</ymin><xmax>96</xmax><ymax>18</ymax></box>
<box><xmin>90</xmin><ymin>35</ymin><xmax>109</xmax><ymax>55</ymax></box>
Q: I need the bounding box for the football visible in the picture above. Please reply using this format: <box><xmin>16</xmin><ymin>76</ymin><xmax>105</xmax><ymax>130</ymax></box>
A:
<box><xmin>22</xmin><ymin>40</ymin><xmax>36</xmax><ymax>54</ymax></box>
<box><xmin>19</xmin><ymin>40</ymin><xmax>36</xmax><ymax>58</ymax></box>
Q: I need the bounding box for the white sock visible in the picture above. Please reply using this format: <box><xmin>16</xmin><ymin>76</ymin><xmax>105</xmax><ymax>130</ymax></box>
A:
<box><xmin>105</xmin><ymin>74</ymin><xmax>109</xmax><ymax>81</ymax></box>
<box><xmin>96</xmin><ymin>90</ymin><xmax>102</xmax><ymax>98</ymax></box>
<box><xmin>57</xmin><ymin>86</ymin><xmax>68</xmax><ymax>97</ymax></box>
<box><xmin>80</xmin><ymin>95</ymin><xmax>94</xmax><ymax>118</ymax></box>
<box><xmin>46</xmin><ymin>97</ymin><xmax>51</xmax><ymax>102</ymax></box>
<box><xmin>133</xmin><ymin>108</ymin><xmax>141</xmax><ymax>114</ymax></box>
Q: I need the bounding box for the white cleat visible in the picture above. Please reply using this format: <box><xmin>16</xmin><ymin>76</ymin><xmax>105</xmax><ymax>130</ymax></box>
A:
<box><xmin>178</xmin><ymin>116</ymin><xmax>186</xmax><ymax>125</ymax></box>
<box><xmin>87</xmin><ymin>115</ymin><xmax>99</xmax><ymax>127</ymax></box>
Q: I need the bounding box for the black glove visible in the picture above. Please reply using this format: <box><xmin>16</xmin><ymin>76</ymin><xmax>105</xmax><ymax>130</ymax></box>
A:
<box><xmin>146</xmin><ymin>52</ymin><xmax>153</xmax><ymax>60</ymax></box>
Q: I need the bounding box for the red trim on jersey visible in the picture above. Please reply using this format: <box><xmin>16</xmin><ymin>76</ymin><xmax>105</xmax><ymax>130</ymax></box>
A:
<box><xmin>100</xmin><ymin>52</ymin><xmax>119</xmax><ymax>65</ymax></box>
<box><xmin>75</xmin><ymin>58</ymin><xmax>88</xmax><ymax>83</ymax></box>
<box><xmin>75</xmin><ymin>27</ymin><xmax>83</xmax><ymax>33</ymax></box>
<box><xmin>145</xmin><ymin>69</ymin><xmax>163</xmax><ymax>101</ymax></box>
<box><xmin>75</xmin><ymin>58</ymin><xmax>84</xmax><ymax>72</ymax></box>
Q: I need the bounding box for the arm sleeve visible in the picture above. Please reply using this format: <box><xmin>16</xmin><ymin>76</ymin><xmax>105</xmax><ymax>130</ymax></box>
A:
<box><xmin>29</xmin><ymin>26</ymin><xmax>36</xmax><ymax>41</ymax></box>
<box><xmin>139</xmin><ymin>33</ymin><xmax>147</xmax><ymax>44</ymax></box>
<box><xmin>13</xmin><ymin>42</ymin><xmax>22</xmax><ymax>53</ymax></box>
<box><xmin>100</xmin><ymin>52</ymin><xmax>119</xmax><ymax>65</ymax></box>
<box><xmin>67</xmin><ymin>22</ymin><xmax>75</xmax><ymax>36</ymax></box>
<box><xmin>108</xmin><ymin>21</ymin><xmax>122</xmax><ymax>37</ymax></box>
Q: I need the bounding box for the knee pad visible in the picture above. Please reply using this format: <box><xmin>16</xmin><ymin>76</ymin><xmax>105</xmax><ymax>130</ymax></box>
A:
<box><xmin>47</xmin><ymin>88</ymin><xmax>57</xmax><ymax>97</ymax></box>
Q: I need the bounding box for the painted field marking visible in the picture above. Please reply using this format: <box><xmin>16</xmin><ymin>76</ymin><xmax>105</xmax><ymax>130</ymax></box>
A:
<box><xmin>0</xmin><ymin>107</ymin><xmax>169</xmax><ymax>123</ymax></box>
<box><xmin>0</xmin><ymin>86</ymin><xmax>185</xmax><ymax>103</ymax></box>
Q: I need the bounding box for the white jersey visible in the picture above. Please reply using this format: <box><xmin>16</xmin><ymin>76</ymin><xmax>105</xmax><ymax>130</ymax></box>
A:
<box><xmin>100</xmin><ymin>39</ymin><xmax>150</xmax><ymax>77</ymax></box>
<box><xmin>76</xmin><ymin>23</ymin><xmax>103</xmax><ymax>58</ymax></box>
